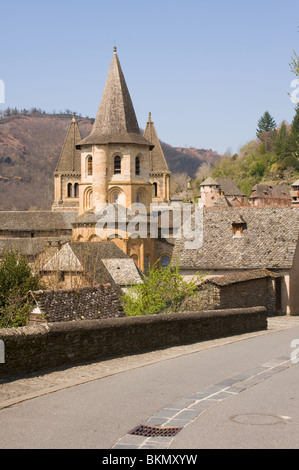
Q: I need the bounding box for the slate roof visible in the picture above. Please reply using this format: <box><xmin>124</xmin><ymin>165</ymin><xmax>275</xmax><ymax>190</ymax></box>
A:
<box><xmin>143</xmin><ymin>113</ymin><xmax>170</xmax><ymax>174</ymax></box>
<box><xmin>77</xmin><ymin>49</ymin><xmax>153</xmax><ymax>149</ymax></box>
<box><xmin>249</xmin><ymin>184</ymin><xmax>291</xmax><ymax>200</ymax></box>
<box><xmin>212</xmin><ymin>195</ymin><xmax>232</xmax><ymax>207</ymax></box>
<box><xmin>200</xmin><ymin>177</ymin><xmax>219</xmax><ymax>186</ymax></box>
<box><xmin>215</xmin><ymin>178</ymin><xmax>245</xmax><ymax>197</ymax></box>
<box><xmin>55</xmin><ymin>114</ymin><xmax>82</xmax><ymax>173</ymax></box>
<box><xmin>0</xmin><ymin>211</ymin><xmax>77</xmax><ymax>232</ymax></box>
<box><xmin>41</xmin><ymin>241</ymin><xmax>142</xmax><ymax>290</ymax></box>
<box><xmin>207</xmin><ymin>269</ymin><xmax>282</xmax><ymax>287</ymax></box>
<box><xmin>0</xmin><ymin>238</ymin><xmax>70</xmax><ymax>258</ymax></box>
<box><xmin>30</xmin><ymin>285</ymin><xmax>124</xmax><ymax>322</ymax></box>
<box><xmin>172</xmin><ymin>207</ymin><xmax>299</xmax><ymax>270</ymax></box>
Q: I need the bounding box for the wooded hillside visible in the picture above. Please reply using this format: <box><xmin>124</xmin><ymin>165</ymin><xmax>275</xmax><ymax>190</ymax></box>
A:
<box><xmin>0</xmin><ymin>111</ymin><xmax>222</xmax><ymax>210</ymax></box>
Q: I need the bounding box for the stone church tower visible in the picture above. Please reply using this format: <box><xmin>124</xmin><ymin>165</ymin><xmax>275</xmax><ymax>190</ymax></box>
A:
<box><xmin>52</xmin><ymin>113</ymin><xmax>82</xmax><ymax>212</ymax></box>
<box><xmin>144</xmin><ymin>112</ymin><xmax>171</xmax><ymax>202</ymax></box>
<box><xmin>71</xmin><ymin>48</ymin><xmax>165</xmax><ymax>271</ymax></box>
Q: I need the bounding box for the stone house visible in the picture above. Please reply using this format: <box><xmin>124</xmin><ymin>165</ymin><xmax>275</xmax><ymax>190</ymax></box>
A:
<box><xmin>0</xmin><ymin>211</ymin><xmax>76</xmax><ymax>263</ymax></box>
<box><xmin>248</xmin><ymin>184</ymin><xmax>291</xmax><ymax>207</ymax></box>
<box><xmin>36</xmin><ymin>240</ymin><xmax>143</xmax><ymax>292</ymax></box>
<box><xmin>172</xmin><ymin>206</ymin><xmax>299</xmax><ymax>315</ymax></box>
<box><xmin>199</xmin><ymin>177</ymin><xmax>246</xmax><ymax>207</ymax></box>
<box><xmin>182</xmin><ymin>269</ymin><xmax>283</xmax><ymax>315</ymax></box>
<box><xmin>290</xmin><ymin>179</ymin><xmax>299</xmax><ymax>206</ymax></box>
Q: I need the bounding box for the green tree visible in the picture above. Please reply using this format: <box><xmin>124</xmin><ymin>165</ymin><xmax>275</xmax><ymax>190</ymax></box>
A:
<box><xmin>121</xmin><ymin>260</ymin><xmax>204</xmax><ymax>316</ymax></box>
<box><xmin>289</xmin><ymin>105</ymin><xmax>299</xmax><ymax>157</ymax></box>
<box><xmin>274</xmin><ymin>122</ymin><xmax>291</xmax><ymax>159</ymax></box>
<box><xmin>256</xmin><ymin>111</ymin><xmax>277</xmax><ymax>151</ymax></box>
<box><xmin>0</xmin><ymin>250</ymin><xmax>43</xmax><ymax>328</ymax></box>
<box><xmin>256</xmin><ymin>111</ymin><xmax>277</xmax><ymax>136</ymax></box>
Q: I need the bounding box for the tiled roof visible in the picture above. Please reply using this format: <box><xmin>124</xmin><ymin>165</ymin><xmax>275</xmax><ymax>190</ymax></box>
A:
<box><xmin>77</xmin><ymin>51</ymin><xmax>153</xmax><ymax>149</ymax></box>
<box><xmin>207</xmin><ymin>269</ymin><xmax>282</xmax><ymax>287</ymax></box>
<box><xmin>0</xmin><ymin>238</ymin><xmax>70</xmax><ymax>257</ymax></box>
<box><xmin>41</xmin><ymin>241</ymin><xmax>142</xmax><ymax>290</ymax></box>
<box><xmin>250</xmin><ymin>184</ymin><xmax>291</xmax><ymax>199</ymax></box>
<box><xmin>215</xmin><ymin>177</ymin><xmax>245</xmax><ymax>197</ymax></box>
<box><xmin>0</xmin><ymin>211</ymin><xmax>77</xmax><ymax>232</ymax></box>
<box><xmin>55</xmin><ymin>114</ymin><xmax>82</xmax><ymax>173</ymax></box>
<box><xmin>200</xmin><ymin>177</ymin><xmax>219</xmax><ymax>186</ymax></box>
<box><xmin>143</xmin><ymin>113</ymin><xmax>170</xmax><ymax>174</ymax></box>
<box><xmin>172</xmin><ymin>207</ymin><xmax>299</xmax><ymax>269</ymax></box>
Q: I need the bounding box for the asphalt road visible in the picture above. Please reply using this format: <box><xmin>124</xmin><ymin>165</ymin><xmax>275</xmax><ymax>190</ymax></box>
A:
<box><xmin>0</xmin><ymin>323</ymin><xmax>299</xmax><ymax>449</ymax></box>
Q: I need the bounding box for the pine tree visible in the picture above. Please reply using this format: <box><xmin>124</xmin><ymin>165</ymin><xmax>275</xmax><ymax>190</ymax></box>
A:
<box><xmin>256</xmin><ymin>111</ymin><xmax>277</xmax><ymax>137</ymax></box>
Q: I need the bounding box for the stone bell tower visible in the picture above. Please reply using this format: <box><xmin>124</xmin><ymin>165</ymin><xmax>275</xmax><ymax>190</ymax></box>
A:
<box><xmin>72</xmin><ymin>48</ymin><xmax>156</xmax><ymax>271</ymax></box>
<box><xmin>52</xmin><ymin>113</ymin><xmax>82</xmax><ymax>212</ymax></box>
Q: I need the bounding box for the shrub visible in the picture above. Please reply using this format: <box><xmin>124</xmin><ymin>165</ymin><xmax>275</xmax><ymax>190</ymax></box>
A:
<box><xmin>121</xmin><ymin>259</ymin><xmax>204</xmax><ymax>316</ymax></box>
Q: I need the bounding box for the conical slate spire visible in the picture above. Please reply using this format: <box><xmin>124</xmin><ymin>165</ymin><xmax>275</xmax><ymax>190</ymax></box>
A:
<box><xmin>55</xmin><ymin>113</ymin><xmax>82</xmax><ymax>172</ymax></box>
<box><xmin>78</xmin><ymin>49</ymin><xmax>153</xmax><ymax>148</ymax></box>
<box><xmin>144</xmin><ymin>112</ymin><xmax>170</xmax><ymax>173</ymax></box>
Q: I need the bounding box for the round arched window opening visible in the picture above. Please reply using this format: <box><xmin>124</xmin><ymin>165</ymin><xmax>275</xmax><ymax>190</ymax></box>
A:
<box><xmin>135</xmin><ymin>156</ymin><xmax>140</xmax><ymax>176</ymax></box>
<box><xmin>87</xmin><ymin>156</ymin><xmax>93</xmax><ymax>176</ymax></box>
<box><xmin>161</xmin><ymin>255</ymin><xmax>170</xmax><ymax>268</ymax></box>
<box><xmin>114</xmin><ymin>156</ymin><xmax>121</xmax><ymax>174</ymax></box>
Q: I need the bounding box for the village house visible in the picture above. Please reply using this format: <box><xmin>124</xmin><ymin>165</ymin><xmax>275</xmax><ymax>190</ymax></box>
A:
<box><xmin>199</xmin><ymin>177</ymin><xmax>246</xmax><ymax>207</ymax></box>
<box><xmin>172</xmin><ymin>206</ymin><xmax>299</xmax><ymax>315</ymax></box>
<box><xmin>248</xmin><ymin>184</ymin><xmax>291</xmax><ymax>207</ymax></box>
<box><xmin>0</xmin><ymin>211</ymin><xmax>76</xmax><ymax>262</ymax></box>
<box><xmin>35</xmin><ymin>241</ymin><xmax>143</xmax><ymax>292</ymax></box>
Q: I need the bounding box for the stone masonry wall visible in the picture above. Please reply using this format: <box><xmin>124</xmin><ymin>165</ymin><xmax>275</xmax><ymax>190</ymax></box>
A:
<box><xmin>182</xmin><ymin>278</ymin><xmax>278</xmax><ymax>315</ymax></box>
<box><xmin>0</xmin><ymin>306</ymin><xmax>267</xmax><ymax>379</ymax></box>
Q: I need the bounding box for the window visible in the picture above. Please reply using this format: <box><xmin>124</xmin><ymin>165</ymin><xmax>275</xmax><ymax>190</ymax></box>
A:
<box><xmin>114</xmin><ymin>156</ymin><xmax>121</xmax><ymax>174</ymax></box>
<box><xmin>232</xmin><ymin>223</ymin><xmax>245</xmax><ymax>236</ymax></box>
<box><xmin>67</xmin><ymin>183</ymin><xmax>73</xmax><ymax>198</ymax></box>
<box><xmin>74</xmin><ymin>183</ymin><xmax>79</xmax><ymax>198</ymax></box>
<box><xmin>113</xmin><ymin>192</ymin><xmax>119</xmax><ymax>203</ymax></box>
<box><xmin>87</xmin><ymin>156</ymin><xmax>93</xmax><ymax>176</ymax></box>
<box><xmin>152</xmin><ymin>182</ymin><xmax>158</xmax><ymax>198</ymax></box>
<box><xmin>135</xmin><ymin>156</ymin><xmax>140</xmax><ymax>175</ymax></box>
<box><xmin>136</xmin><ymin>192</ymin><xmax>140</xmax><ymax>203</ymax></box>
<box><xmin>84</xmin><ymin>187</ymin><xmax>93</xmax><ymax>210</ymax></box>
<box><xmin>161</xmin><ymin>255</ymin><xmax>170</xmax><ymax>268</ymax></box>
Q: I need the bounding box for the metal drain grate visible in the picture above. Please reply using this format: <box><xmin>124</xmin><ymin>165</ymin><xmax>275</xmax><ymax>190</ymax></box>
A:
<box><xmin>129</xmin><ymin>424</ymin><xmax>183</xmax><ymax>438</ymax></box>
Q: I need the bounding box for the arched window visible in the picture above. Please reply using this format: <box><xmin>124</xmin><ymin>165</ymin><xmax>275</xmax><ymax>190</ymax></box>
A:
<box><xmin>161</xmin><ymin>255</ymin><xmax>170</xmax><ymax>268</ymax></box>
<box><xmin>84</xmin><ymin>187</ymin><xmax>93</xmax><ymax>210</ymax></box>
<box><xmin>135</xmin><ymin>156</ymin><xmax>140</xmax><ymax>175</ymax></box>
<box><xmin>136</xmin><ymin>192</ymin><xmax>141</xmax><ymax>203</ymax></box>
<box><xmin>87</xmin><ymin>156</ymin><xmax>93</xmax><ymax>176</ymax></box>
<box><xmin>152</xmin><ymin>182</ymin><xmax>158</xmax><ymax>197</ymax></box>
<box><xmin>67</xmin><ymin>183</ymin><xmax>73</xmax><ymax>198</ymax></box>
<box><xmin>114</xmin><ymin>156</ymin><xmax>121</xmax><ymax>174</ymax></box>
<box><xmin>113</xmin><ymin>192</ymin><xmax>119</xmax><ymax>204</ymax></box>
<box><xmin>74</xmin><ymin>183</ymin><xmax>79</xmax><ymax>198</ymax></box>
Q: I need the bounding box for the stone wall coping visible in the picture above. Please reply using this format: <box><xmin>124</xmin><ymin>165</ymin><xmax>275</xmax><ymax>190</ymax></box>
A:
<box><xmin>0</xmin><ymin>306</ymin><xmax>267</xmax><ymax>339</ymax></box>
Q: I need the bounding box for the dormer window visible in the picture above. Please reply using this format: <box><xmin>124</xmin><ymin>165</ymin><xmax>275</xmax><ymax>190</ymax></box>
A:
<box><xmin>232</xmin><ymin>220</ymin><xmax>246</xmax><ymax>237</ymax></box>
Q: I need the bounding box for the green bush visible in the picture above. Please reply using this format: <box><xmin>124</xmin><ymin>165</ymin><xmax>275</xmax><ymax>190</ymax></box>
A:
<box><xmin>0</xmin><ymin>250</ymin><xmax>43</xmax><ymax>328</ymax></box>
<box><xmin>121</xmin><ymin>259</ymin><xmax>204</xmax><ymax>316</ymax></box>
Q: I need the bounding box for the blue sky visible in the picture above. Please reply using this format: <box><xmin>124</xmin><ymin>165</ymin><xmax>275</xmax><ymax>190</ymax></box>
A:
<box><xmin>1</xmin><ymin>0</ymin><xmax>299</xmax><ymax>155</ymax></box>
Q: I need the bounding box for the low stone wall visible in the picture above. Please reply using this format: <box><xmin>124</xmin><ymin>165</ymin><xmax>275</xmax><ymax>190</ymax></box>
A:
<box><xmin>0</xmin><ymin>306</ymin><xmax>267</xmax><ymax>380</ymax></box>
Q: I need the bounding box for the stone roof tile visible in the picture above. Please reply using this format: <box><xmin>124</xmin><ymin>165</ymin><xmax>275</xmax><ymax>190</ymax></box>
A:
<box><xmin>172</xmin><ymin>207</ymin><xmax>299</xmax><ymax>270</ymax></box>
